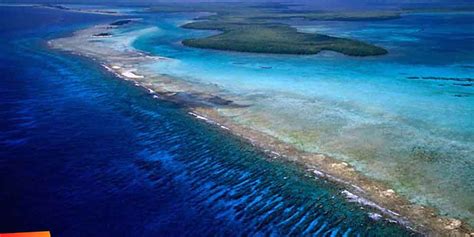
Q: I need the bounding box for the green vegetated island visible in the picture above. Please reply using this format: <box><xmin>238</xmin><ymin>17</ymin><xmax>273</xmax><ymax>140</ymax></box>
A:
<box><xmin>181</xmin><ymin>21</ymin><xmax>387</xmax><ymax>56</ymax></box>
<box><xmin>149</xmin><ymin>3</ymin><xmax>401</xmax><ymax>56</ymax></box>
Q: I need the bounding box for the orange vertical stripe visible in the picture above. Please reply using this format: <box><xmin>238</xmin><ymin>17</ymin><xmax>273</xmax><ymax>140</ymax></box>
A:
<box><xmin>0</xmin><ymin>231</ymin><xmax>50</xmax><ymax>237</ymax></box>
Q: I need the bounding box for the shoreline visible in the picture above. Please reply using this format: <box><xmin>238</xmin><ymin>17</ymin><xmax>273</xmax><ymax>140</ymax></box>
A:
<box><xmin>48</xmin><ymin>21</ymin><xmax>473</xmax><ymax>236</ymax></box>
<box><xmin>188</xmin><ymin>108</ymin><xmax>472</xmax><ymax>236</ymax></box>
<box><xmin>98</xmin><ymin>62</ymin><xmax>473</xmax><ymax>235</ymax></box>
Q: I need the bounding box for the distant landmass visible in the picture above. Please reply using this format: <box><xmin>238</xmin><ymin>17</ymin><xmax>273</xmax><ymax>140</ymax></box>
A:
<box><xmin>149</xmin><ymin>3</ymin><xmax>397</xmax><ymax>56</ymax></box>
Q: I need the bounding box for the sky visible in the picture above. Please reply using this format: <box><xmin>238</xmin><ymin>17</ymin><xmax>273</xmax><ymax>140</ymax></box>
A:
<box><xmin>1</xmin><ymin>0</ymin><xmax>472</xmax><ymax>10</ymax></box>
<box><xmin>1</xmin><ymin>0</ymin><xmax>471</xmax><ymax>3</ymax></box>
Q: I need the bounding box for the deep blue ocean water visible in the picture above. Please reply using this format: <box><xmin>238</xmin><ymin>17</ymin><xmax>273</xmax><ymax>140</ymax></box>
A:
<box><xmin>0</xmin><ymin>6</ymin><xmax>418</xmax><ymax>236</ymax></box>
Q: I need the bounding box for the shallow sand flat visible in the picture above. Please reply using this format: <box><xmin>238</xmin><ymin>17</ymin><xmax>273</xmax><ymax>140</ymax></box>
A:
<box><xmin>121</xmin><ymin>69</ymin><xmax>144</xmax><ymax>79</ymax></box>
<box><xmin>49</xmin><ymin>21</ymin><xmax>474</xmax><ymax>236</ymax></box>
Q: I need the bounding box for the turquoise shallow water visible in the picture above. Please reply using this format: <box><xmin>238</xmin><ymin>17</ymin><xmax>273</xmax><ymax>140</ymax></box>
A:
<box><xmin>132</xmin><ymin>12</ymin><xmax>474</xmax><ymax>224</ymax></box>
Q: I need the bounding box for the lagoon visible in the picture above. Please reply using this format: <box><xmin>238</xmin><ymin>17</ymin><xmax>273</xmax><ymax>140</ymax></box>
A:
<box><xmin>131</xmin><ymin>11</ymin><xmax>474</xmax><ymax>227</ymax></box>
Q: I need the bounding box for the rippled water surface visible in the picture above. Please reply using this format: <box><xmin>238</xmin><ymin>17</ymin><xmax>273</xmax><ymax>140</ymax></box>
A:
<box><xmin>0</xmin><ymin>6</ymin><xmax>417</xmax><ymax>236</ymax></box>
